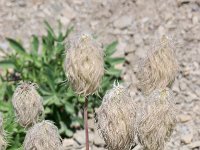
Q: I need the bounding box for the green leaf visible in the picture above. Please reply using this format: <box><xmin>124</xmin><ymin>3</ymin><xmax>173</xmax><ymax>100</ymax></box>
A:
<box><xmin>64</xmin><ymin>26</ymin><xmax>74</xmax><ymax>38</ymax></box>
<box><xmin>101</xmin><ymin>77</ymin><xmax>111</xmax><ymax>89</ymax></box>
<box><xmin>78</xmin><ymin>96</ymin><xmax>85</xmax><ymax>103</ymax></box>
<box><xmin>6</xmin><ymin>38</ymin><xmax>25</xmax><ymax>53</ymax></box>
<box><xmin>59</xmin><ymin>121</ymin><xmax>73</xmax><ymax>137</ymax></box>
<box><xmin>64</xmin><ymin>128</ymin><xmax>73</xmax><ymax>137</ymax></box>
<box><xmin>43</xmin><ymin>95</ymin><xmax>62</xmax><ymax>106</ymax></box>
<box><xmin>31</xmin><ymin>35</ymin><xmax>39</xmax><ymax>54</ymax></box>
<box><xmin>0</xmin><ymin>60</ymin><xmax>15</xmax><ymax>69</ymax></box>
<box><xmin>106</xmin><ymin>67</ymin><xmax>121</xmax><ymax>76</ymax></box>
<box><xmin>0</xmin><ymin>82</ymin><xmax>6</xmax><ymax>100</ymax></box>
<box><xmin>44</xmin><ymin>20</ymin><xmax>56</xmax><ymax>38</ymax></box>
<box><xmin>57</xmin><ymin>32</ymin><xmax>64</xmax><ymax>42</ymax></box>
<box><xmin>105</xmin><ymin>41</ymin><xmax>118</xmax><ymax>56</ymax></box>
<box><xmin>0</xmin><ymin>101</ymin><xmax>11</xmax><ymax>112</ymax></box>
<box><xmin>65</xmin><ymin>102</ymin><xmax>75</xmax><ymax>114</ymax></box>
<box><xmin>7</xmin><ymin>38</ymin><xmax>32</xmax><ymax>61</ymax></box>
<box><xmin>106</xmin><ymin>57</ymin><xmax>125</xmax><ymax>65</ymax></box>
<box><xmin>44</xmin><ymin>66</ymin><xmax>56</xmax><ymax>92</ymax></box>
<box><xmin>44</xmin><ymin>107</ymin><xmax>52</xmax><ymax>114</ymax></box>
<box><xmin>71</xmin><ymin>116</ymin><xmax>83</xmax><ymax>127</ymax></box>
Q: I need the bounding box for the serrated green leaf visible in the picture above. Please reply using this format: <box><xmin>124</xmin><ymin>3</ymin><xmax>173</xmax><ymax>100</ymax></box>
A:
<box><xmin>105</xmin><ymin>41</ymin><xmax>118</xmax><ymax>56</ymax></box>
<box><xmin>106</xmin><ymin>57</ymin><xmax>125</xmax><ymax>65</ymax></box>
<box><xmin>106</xmin><ymin>67</ymin><xmax>121</xmax><ymax>76</ymax></box>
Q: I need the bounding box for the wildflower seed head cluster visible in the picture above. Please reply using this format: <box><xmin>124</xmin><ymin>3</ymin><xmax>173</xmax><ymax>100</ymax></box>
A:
<box><xmin>12</xmin><ymin>82</ymin><xmax>44</xmax><ymax>127</ymax></box>
<box><xmin>95</xmin><ymin>84</ymin><xmax>136</xmax><ymax>150</ymax></box>
<box><xmin>23</xmin><ymin>120</ymin><xmax>63</xmax><ymax>150</ymax></box>
<box><xmin>137</xmin><ymin>88</ymin><xmax>177</xmax><ymax>150</ymax></box>
<box><xmin>64</xmin><ymin>33</ymin><xmax>104</xmax><ymax>96</ymax></box>
<box><xmin>137</xmin><ymin>36</ymin><xmax>178</xmax><ymax>95</ymax></box>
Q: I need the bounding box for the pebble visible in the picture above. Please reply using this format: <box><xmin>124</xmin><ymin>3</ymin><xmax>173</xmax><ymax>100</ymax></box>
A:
<box><xmin>192</xmin><ymin>16</ymin><xmax>198</xmax><ymax>24</ymax></box>
<box><xmin>61</xmin><ymin>3</ymin><xmax>76</xmax><ymax>20</ymax></box>
<box><xmin>80</xmin><ymin>146</ymin><xmax>92</xmax><ymax>150</ymax></box>
<box><xmin>92</xmin><ymin>146</ymin><xmax>105</xmax><ymax>150</ymax></box>
<box><xmin>181</xmin><ymin>133</ymin><xmax>193</xmax><ymax>144</ymax></box>
<box><xmin>62</xmin><ymin>138</ymin><xmax>75</xmax><ymax>148</ymax></box>
<box><xmin>73</xmin><ymin>130</ymin><xmax>94</xmax><ymax>145</ymax></box>
<box><xmin>179</xmin><ymin>80</ymin><xmax>187</xmax><ymax>91</ymax></box>
<box><xmin>188</xmin><ymin>141</ymin><xmax>200</xmax><ymax>149</ymax></box>
<box><xmin>176</xmin><ymin>0</ymin><xmax>190</xmax><ymax>7</ymax></box>
<box><xmin>135</xmin><ymin>46</ymin><xmax>147</xmax><ymax>58</ymax></box>
<box><xmin>113</xmin><ymin>15</ymin><xmax>133</xmax><ymax>29</ymax></box>
<box><xmin>178</xmin><ymin>114</ymin><xmax>192</xmax><ymax>123</ymax></box>
<box><xmin>134</xmin><ymin>33</ymin><xmax>143</xmax><ymax>46</ymax></box>
<box><xmin>93</xmin><ymin>130</ymin><xmax>105</xmax><ymax>146</ymax></box>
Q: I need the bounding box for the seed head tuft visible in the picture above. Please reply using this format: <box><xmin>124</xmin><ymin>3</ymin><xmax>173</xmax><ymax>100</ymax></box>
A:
<box><xmin>12</xmin><ymin>82</ymin><xmax>44</xmax><ymax>127</ymax></box>
<box><xmin>23</xmin><ymin>120</ymin><xmax>63</xmax><ymax>150</ymax></box>
<box><xmin>137</xmin><ymin>36</ymin><xmax>178</xmax><ymax>95</ymax></box>
<box><xmin>137</xmin><ymin>88</ymin><xmax>177</xmax><ymax>150</ymax></box>
<box><xmin>64</xmin><ymin>33</ymin><xmax>104</xmax><ymax>96</ymax></box>
<box><xmin>95</xmin><ymin>84</ymin><xmax>136</xmax><ymax>150</ymax></box>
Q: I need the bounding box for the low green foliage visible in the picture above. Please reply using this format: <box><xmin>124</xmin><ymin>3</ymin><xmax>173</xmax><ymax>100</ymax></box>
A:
<box><xmin>0</xmin><ymin>21</ymin><xmax>124</xmax><ymax>149</ymax></box>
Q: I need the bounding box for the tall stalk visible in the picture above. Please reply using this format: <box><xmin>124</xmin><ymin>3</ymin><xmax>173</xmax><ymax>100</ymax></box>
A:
<box><xmin>84</xmin><ymin>96</ymin><xmax>89</xmax><ymax>150</ymax></box>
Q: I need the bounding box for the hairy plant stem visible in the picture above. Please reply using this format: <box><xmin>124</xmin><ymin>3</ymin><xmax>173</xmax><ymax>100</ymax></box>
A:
<box><xmin>84</xmin><ymin>96</ymin><xmax>89</xmax><ymax>150</ymax></box>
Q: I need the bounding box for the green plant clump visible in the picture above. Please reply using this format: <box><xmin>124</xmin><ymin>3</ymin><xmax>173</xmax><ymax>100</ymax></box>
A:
<box><xmin>0</xmin><ymin>21</ymin><xmax>124</xmax><ymax>149</ymax></box>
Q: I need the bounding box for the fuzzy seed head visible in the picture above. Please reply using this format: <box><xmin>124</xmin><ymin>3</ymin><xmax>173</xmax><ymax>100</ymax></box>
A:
<box><xmin>64</xmin><ymin>33</ymin><xmax>104</xmax><ymax>96</ymax></box>
<box><xmin>137</xmin><ymin>36</ymin><xmax>178</xmax><ymax>95</ymax></box>
<box><xmin>0</xmin><ymin>113</ymin><xmax>7</xmax><ymax>150</ymax></box>
<box><xmin>23</xmin><ymin>120</ymin><xmax>63</xmax><ymax>150</ymax></box>
<box><xmin>12</xmin><ymin>82</ymin><xmax>44</xmax><ymax>127</ymax></box>
<box><xmin>137</xmin><ymin>88</ymin><xmax>177</xmax><ymax>150</ymax></box>
<box><xmin>95</xmin><ymin>84</ymin><xmax>136</xmax><ymax>150</ymax></box>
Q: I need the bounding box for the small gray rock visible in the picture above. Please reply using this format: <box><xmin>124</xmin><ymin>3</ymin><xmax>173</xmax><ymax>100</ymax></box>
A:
<box><xmin>62</xmin><ymin>138</ymin><xmax>75</xmax><ymax>148</ymax></box>
<box><xmin>93</xmin><ymin>130</ymin><xmax>105</xmax><ymax>146</ymax></box>
<box><xmin>73</xmin><ymin>130</ymin><xmax>94</xmax><ymax>145</ymax></box>
<box><xmin>113</xmin><ymin>15</ymin><xmax>133</xmax><ymax>29</ymax></box>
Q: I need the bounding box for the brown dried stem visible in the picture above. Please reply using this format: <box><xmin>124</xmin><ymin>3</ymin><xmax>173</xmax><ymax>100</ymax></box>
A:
<box><xmin>84</xmin><ymin>96</ymin><xmax>89</xmax><ymax>150</ymax></box>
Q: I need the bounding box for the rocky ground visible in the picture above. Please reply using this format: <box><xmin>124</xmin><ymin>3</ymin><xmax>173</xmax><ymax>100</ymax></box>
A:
<box><xmin>0</xmin><ymin>0</ymin><xmax>200</xmax><ymax>149</ymax></box>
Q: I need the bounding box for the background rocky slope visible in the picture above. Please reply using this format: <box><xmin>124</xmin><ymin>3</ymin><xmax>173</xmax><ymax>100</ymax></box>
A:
<box><xmin>0</xmin><ymin>0</ymin><xmax>200</xmax><ymax>149</ymax></box>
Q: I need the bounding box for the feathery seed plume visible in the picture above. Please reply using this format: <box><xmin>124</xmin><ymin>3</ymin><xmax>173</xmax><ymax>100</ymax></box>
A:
<box><xmin>137</xmin><ymin>88</ymin><xmax>177</xmax><ymax>150</ymax></box>
<box><xmin>23</xmin><ymin>120</ymin><xmax>63</xmax><ymax>150</ymax></box>
<box><xmin>95</xmin><ymin>84</ymin><xmax>136</xmax><ymax>150</ymax></box>
<box><xmin>12</xmin><ymin>82</ymin><xmax>44</xmax><ymax>127</ymax></box>
<box><xmin>64</xmin><ymin>33</ymin><xmax>104</xmax><ymax>96</ymax></box>
<box><xmin>137</xmin><ymin>36</ymin><xmax>178</xmax><ymax>95</ymax></box>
